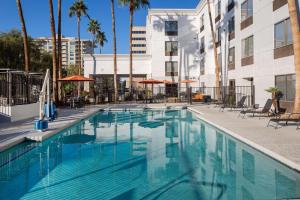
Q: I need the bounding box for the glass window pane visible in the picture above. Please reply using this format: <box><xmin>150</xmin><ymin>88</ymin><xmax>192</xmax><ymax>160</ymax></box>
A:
<box><xmin>286</xmin><ymin>74</ymin><xmax>295</xmax><ymax>101</ymax></box>
<box><xmin>248</xmin><ymin>0</ymin><xmax>253</xmax><ymax>17</ymax></box>
<box><xmin>275</xmin><ymin>21</ymin><xmax>285</xmax><ymax>48</ymax></box>
<box><xmin>286</xmin><ymin>19</ymin><xmax>293</xmax><ymax>45</ymax></box>
<box><xmin>241</xmin><ymin>1</ymin><xmax>248</xmax><ymax>21</ymax></box>
<box><xmin>275</xmin><ymin>76</ymin><xmax>287</xmax><ymax>101</ymax></box>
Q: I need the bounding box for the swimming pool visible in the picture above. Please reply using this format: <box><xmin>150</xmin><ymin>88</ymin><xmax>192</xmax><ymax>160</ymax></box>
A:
<box><xmin>0</xmin><ymin>109</ymin><xmax>300</xmax><ymax>200</ymax></box>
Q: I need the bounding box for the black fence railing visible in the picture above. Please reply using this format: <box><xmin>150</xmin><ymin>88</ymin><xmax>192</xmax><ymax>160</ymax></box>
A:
<box><xmin>0</xmin><ymin>71</ymin><xmax>44</xmax><ymax>106</ymax></box>
<box><xmin>91</xmin><ymin>86</ymin><xmax>255</xmax><ymax>107</ymax></box>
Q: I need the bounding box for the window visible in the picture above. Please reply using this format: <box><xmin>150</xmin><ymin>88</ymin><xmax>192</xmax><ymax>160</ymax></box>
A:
<box><xmin>200</xmin><ymin>58</ymin><xmax>205</xmax><ymax>75</ymax></box>
<box><xmin>132</xmin><ymin>51</ymin><xmax>146</xmax><ymax>54</ymax></box>
<box><xmin>132</xmin><ymin>31</ymin><xmax>146</xmax><ymax>34</ymax></box>
<box><xmin>215</xmin><ymin>26</ymin><xmax>221</xmax><ymax>46</ymax></box>
<box><xmin>242</xmin><ymin>35</ymin><xmax>253</xmax><ymax>58</ymax></box>
<box><xmin>165</xmin><ymin>41</ymin><xmax>178</xmax><ymax>56</ymax></box>
<box><xmin>275</xmin><ymin>18</ymin><xmax>293</xmax><ymax>49</ymax></box>
<box><xmin>241</xmin><ymin>0</ymin><xmax>253</xmax><ymax>21</ymax></box>
<box><xmin>132</xmin><ymin>37</ymin><xmax>146</xmax><ymax>41</ymax></box>
<box><xmin>275</xmin><ymin>74</ymin><xmax>295</xmax><ymax>101</ymax></box>
<box><xmin>228</xmin><ymin>47</ymin><xmax>235</xmax><ymax>69</ymax></box>
<box><xmin>200</xmin><ymin>14</ymin><xmax>205</xmax><ymax>31</ymax></box>
<box><xmin>228</xmin><ymin>16</ymin><xmax>235</xmax><ymax>34</ymax></box>
<box><xmin>165</xmin><ymin>21</ymin><xmax>178</xmax><ymax>36</ymax></box>
<box><xmin>200</xmin><ymin>37</ymin><xmax>205</xmax><ymax>54</ymax></box>
<box><xmin>132</xmin><ymin>44</ymin><xmax>146</xmax><ymax>47</ymax></box>
<box><xmin>165</xmin><ymin>61</ymin><xmax>178</xmax><ymax>76</ymax></box>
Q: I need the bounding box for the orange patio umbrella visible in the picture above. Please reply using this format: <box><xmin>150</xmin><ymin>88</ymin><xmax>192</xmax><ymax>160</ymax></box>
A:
<box><xmin>161</xmin><ymin>80</ymin><xmax>176</xmax><ymax>84</ymax></box>
<box><xmin>139</xmin><ymin>78</ymin><xmax>164</xmax><ymax>84</ymax></box>
<box><xmin>58</xmin><ymin>75</ymin><xmax>94</xmax><ymax>82</ymax></box>
<box><xmin>181</xmin><ymin>79</ymin><xmax>196</xmax><ymax>84</ymax></box>
<box><xmin>58</xmin><ymin>75</ymin><xmax>94</xmax><ymax>97</ymax></box>
<box><xmin>139</xmin><ymin>78</ymin><xmax>163</xmax><ymax>99</ymax></box>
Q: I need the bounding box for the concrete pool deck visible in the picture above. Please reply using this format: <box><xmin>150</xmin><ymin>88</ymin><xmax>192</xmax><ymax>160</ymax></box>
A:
<box><xmin>189</xmin><ymin>104</ymin><xmax>300</xmax><ymax>172</ymax></box>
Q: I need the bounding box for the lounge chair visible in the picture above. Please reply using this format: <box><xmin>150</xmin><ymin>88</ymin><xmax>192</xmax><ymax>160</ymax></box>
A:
<box><xmin>192</xmin><ymin>92</ymin><xmax>204</xmax><ymax>102</ymax></box>
<box><xmin>239</xmin><ymin>99</ymin><xmax>273</xmax><ymax>118</ymax></box>
<box><xmin>221</xmin><ymin>96</ymin><xmax>247</xmax><ymax>111</ymax></box>
<box><xmin>267</xmin><ymin>108</ymin><xmax>300</xmax><ymax>129</ymax></box>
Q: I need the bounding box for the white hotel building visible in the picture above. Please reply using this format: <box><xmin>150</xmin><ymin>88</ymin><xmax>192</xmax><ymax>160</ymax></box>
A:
<box><xmin>84</xmin><ymin>0</ymin><xmax>295</xmax><ymax>106</ymax></box>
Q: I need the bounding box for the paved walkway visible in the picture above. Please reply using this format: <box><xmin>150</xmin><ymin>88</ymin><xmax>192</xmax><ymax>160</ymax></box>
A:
<box><xmin>0</xmin><ymin>105</ymin><xmax>106</xmax><ymax>151</ymax></box>
<box><xmin>189</xmin><ymin>104</ymin><xmax>300</xmax><ymax>171</ymax></box>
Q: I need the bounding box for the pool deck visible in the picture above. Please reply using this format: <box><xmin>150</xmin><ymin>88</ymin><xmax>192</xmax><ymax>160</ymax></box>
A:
<box><xmin>189</xmin><ymin>104</ymin><xmax>300</xmax><ymax>172</ymax></box>
<box><xmin>0</xmin><ymin>103</ymin><xmax>187</xmax><ymax>152</ymax></box>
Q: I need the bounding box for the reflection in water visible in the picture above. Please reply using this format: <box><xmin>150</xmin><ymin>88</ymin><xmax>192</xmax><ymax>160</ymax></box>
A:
<box><xmin>0</xmin><ymin>110</ymin><xmax>300</xmax><ymax>200</ymax></box>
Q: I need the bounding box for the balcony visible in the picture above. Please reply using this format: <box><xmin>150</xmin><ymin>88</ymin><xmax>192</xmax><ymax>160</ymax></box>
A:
<box><xmin>273</xmin><ymin>0</ymin><xmax>287</xmax><ymax>11</ymax></box>
<box><xmin>274</xmin><ymin>44</ymin><xmax>294</xmax><ymax>59</ymax></box>
<box><xmin>241</xmin><ymin>56</ymin><xmax>254</xmax><ymax>66</ymax></box>
<box><xmin>241</xmin><ymin>16</ymin><xmax>253</xmax><ymax>30</ymax></box>
<box><xmin>215</xmin><ymin>14</ymin><xmax>221</xmax><ymax>23</ymax></box>
<box><xmin>228</xmin><ymin>32</ymin><xmax>235</xmax><ymax>41</ymax></box>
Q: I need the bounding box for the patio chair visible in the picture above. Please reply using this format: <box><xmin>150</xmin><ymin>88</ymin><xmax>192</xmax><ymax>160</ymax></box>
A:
<box><xmin>267</xmin><ymin>108</ymin><xmax>300</xmax><ymax>129</ymax></box>
<box><xmin>220</xmin><ymin>96</ymin><xmax>247</xmax><ymax>111</ymax></box>
<box><xmin>239</xmin><ymin>99</ymin><xmax>273</xmax><ymax>118</ymax></box>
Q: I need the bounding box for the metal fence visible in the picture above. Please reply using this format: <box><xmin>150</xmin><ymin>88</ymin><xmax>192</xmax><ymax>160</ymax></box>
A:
<box><xmin>92</xmin><ymin>86</ymin><xmax>255</xmax><ymax>107</ymax></box>
<box><xmin>0</xmin><ymin>70</ymin><xmax>44</xmax><ymax>106</ymax></box>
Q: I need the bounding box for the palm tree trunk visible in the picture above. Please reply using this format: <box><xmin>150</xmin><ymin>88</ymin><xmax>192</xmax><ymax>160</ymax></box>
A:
<box><xmin>207</xmin><ymin>0</ymin><xmax>221</xmax><ymax>100</ymax></box>
<box><xmin>49</xmin><ymin>0</ymin><xmax>58</xmax><ymax>103</ymax></box>
<box><xmin>288</xmin><ymin>0</ymin><xmax>300</xmax><ymax>112</ymax></box>
<box><xmin>129</xmin><ymin>0</ymin><xmax>134</xmax><ymax>94</ymax></box>
<box><xmin>57</xmin><ymin>0</ymin><xmax>62</xmax><ymax>102</ymax></box>
<box><xmin>77</xmin><ymin>17</ymin><xmax>81</xmax><ymax>96</ymax></box>
<box><xmin>77</xmin><ymin>17</ymin><xmax>82</xmax><ymax>75</ymax></box>
<box><xmin>111</xmin><ymin>0</ymin><xmax>118</xmax><ymax>103</ymax></box>
<box><xmin>16</xmin><ymin>0</ymin><xmax>30</xmax><ymax>74</ymax></box>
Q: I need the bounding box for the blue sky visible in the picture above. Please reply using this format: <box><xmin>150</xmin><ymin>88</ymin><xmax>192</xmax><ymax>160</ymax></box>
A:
<box><xmin>0</xmin><ymin>0</ymin><xmax>200</xmax><ymax>54</ymax></box>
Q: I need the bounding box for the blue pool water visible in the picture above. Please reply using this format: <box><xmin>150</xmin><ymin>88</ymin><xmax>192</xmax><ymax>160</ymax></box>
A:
<box><xmin>0</xmin><ymin>109</ymin><xmax>300</xmax><ymax>200</ymax></box>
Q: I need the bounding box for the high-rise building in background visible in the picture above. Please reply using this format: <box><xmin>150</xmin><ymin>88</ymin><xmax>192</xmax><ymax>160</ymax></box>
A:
<box><xmin>132</xmin><ymin>26</ymin><xmax>147</xmax><ymax>54</ymax></box>
<box><xmin>34</xmin><ymin>36</ymin><xmax>93</xmax><ymax>68</ymax></box>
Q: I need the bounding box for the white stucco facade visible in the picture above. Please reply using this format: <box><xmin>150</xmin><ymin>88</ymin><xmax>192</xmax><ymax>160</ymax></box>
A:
<box><xmin>83</xmin><ymin>0</ymin><xmax>296</xmax><ymax>105</ymax></box>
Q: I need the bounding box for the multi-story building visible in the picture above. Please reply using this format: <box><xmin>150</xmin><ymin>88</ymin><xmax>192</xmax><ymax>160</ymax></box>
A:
<box><xmin>132</xmin><ymin>26</ymin><xmax>147</xmax><ymax>54</ymax></box>
<box><xmin>84</xmin><ymin>0</ymin><xmax>296</xmax><ymax>106</ymax></box>
<box><xmin>35</xmin><ymin>36</ymin><xmax>93</xmax><ymax>68</ymax></box>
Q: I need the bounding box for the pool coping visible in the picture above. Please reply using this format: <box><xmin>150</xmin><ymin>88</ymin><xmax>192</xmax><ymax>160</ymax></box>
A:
<box><xmin>188</xmin><ymin>107</ymin><xmax>300</xmax><ymax>173</ymax></box>
<box><xmin>0</xmin><ymin>107</ymin><xmax>106</xmax><ymax>153</ymax></box>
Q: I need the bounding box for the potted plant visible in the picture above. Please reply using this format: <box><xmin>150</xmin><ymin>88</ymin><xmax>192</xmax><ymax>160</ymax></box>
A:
<box><xmin>265</xmin><ymin>87</ymin><xmax>283</xmax><ymax>113</ymax></box>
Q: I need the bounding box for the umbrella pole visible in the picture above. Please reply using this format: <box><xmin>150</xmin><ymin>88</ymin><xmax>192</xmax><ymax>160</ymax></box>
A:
<box><xmin>152</xmin><ymin>83</ymin><xmax>154</xmax><ymax>102</ymax></box>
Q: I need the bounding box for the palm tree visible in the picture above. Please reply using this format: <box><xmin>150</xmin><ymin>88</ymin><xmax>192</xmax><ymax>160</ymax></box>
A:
<box><xmin>111</xmin><ymin>0</ymin><xmax>118</xmax><ymax>102</ymax></box>
<box><xmin>49</xmin><ymin>0</ymin><xmax>58</xmax><ymax>102</ymax></box>
<box><xmin>287</xmin><ymin>0</ymin><xmax>300</xmax><ymax>112</ymax></box>
<box><xmin>57</xmin><ymin>0</ymin><xmax>62</xmax><ymax>102</ymax></box>
<box><xmin>88</xmin><ymin>19</ymin><xmax>101</xmax><ymax>50</ymax></box>
<box><xmin>206</xmin><ymin>0</ymin><xmax>221</xmax><ymax>100</ymax></box>
<box><xmin>118</xmin><ymin>0</ymin><xmax>150</xmax><ymax>95</ymax></box>
<box><xmin>96</xmin><ymin>31</ymin><xmax>107</xmax><ymax>54</ymax></box>
<box><xmin>58</xmin><ymin>0</ymin><xmax>62</xmax><ymax>79</ymax></box>
<box><xmin>16</xmin><ymin>0</ymin><xmax>30</xmax><ymax>73</ymax></box>
<box><xmin>69</xmin><ymin>0</ymin><xmax>88</xmax><ymax>75</ymax></box>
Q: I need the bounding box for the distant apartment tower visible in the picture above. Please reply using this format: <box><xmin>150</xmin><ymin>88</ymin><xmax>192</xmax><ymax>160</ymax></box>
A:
<box><xmin>132</xmin><ymin>26</ymin><xmax>146</xmax><ymax>54</ymax></box>
<box><xmin>34</xmin><ymin>36</ymin><xmax>93</xmax><ymax>68</ymax></box>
